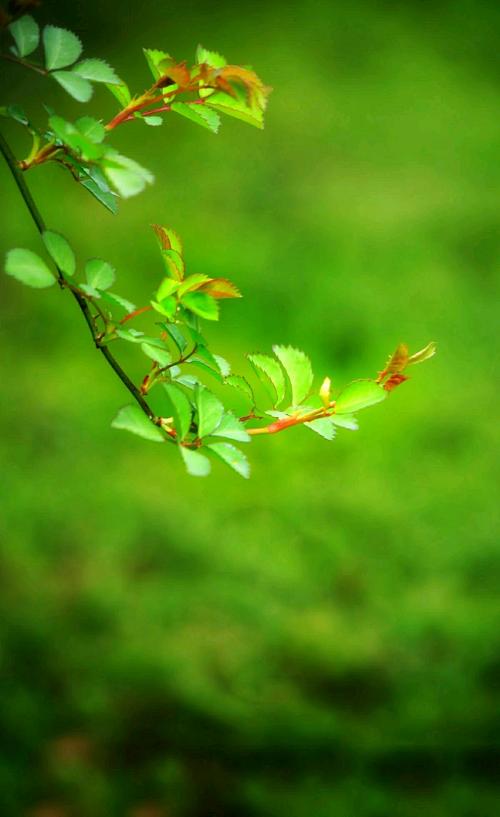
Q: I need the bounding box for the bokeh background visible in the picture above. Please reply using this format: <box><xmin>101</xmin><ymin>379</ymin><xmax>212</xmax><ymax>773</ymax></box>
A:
<box><xmin>1</xmin><ymin>0</ymin><xmax>499</xmax><ymax>814</ymax></box>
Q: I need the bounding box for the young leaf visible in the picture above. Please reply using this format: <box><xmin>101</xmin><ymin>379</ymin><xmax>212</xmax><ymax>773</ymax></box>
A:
<box><xmin>304</xmin><ymin>417</ymin><xmax>336</xmax><ymax>440</ymax></box>
<box><xmin>99</xmin><ymin>291</ymin><xmax>135</xmax><ymax>313</ymax></box>
<box><xmin>408</xmin><ymin>341</ymin><xmax>437</xmax><ymax>366</ymax></box>
<box><xmin>273</xmin><ymin>345</ymin><xmax>313</xmax><ymax>406</ymax></box>
<box><xmin>213</xmin><ymin>354</ymin><xmax>231</xmax><ymax>378</ymax></box>
<box><xmin>195</xmin><ymin>385</ymin><xmax>224</xmax><ymax>437</ymax></box>
<box><xmin>5</xmin><ymin>248</ymin><xmax>55</xmax><ymax>288</ymax></box>
<box><xmin>75</xmin><ymin>116</ymin><xmax>105</xmax><ymax>143</ymax></box>
<box><xmin>143</xmin><ymin>48</ymin><xmax>171</xmax><ymax>80</ymax></box>
<box><xmin>182</xmin><ymin>291</ymin><xmax>219</xmax><ymax>321</ymax></box>
<box><xmin>330</xmin><ymin>414</ymin><xmax>359</xmax><ymax>430</ymax></box>
<box><xmin>210</xmin><ymin>412</ymin><xmax>250</xmax><ymax>443</ymax></box>
<box><xmin>103</xmin><ymin>153</ymin><xmax>154</xmax><ymax>198</ymax></box>
<box><xmin>162</xmin><ymin>249</ymin><xmax>185</xmax><ymax>281</ymax></box>
<box><xmin>141</xmin><ymin>342</ymin><xmax>172</xmax><ymax>367</ymax></box>
<box><xmin>178</xmin><ymin>274</ymin><xmax>211</xmax><ymax>297</ymax></box>
<box><xmin>171</xmin><ymin>101</ymin><xmax>220</xmax><ymax>133</ymax></box>
<box><xmin>164</xmin><ymin>383</ymin><xmax>192</xmax><ymax>440</ymax></box>
<box><xmin>205</xmin><ymin>91</ymin><xmax>264</xmax><ymax>129</ymax></box>
<box><xmin>106</xmin><ymin>82</ymin><xmax>131</xmax><ymax>107</ymax></box>
<box><xmin>111</xmin><ymin>404</ymin><xmax>164</xmax><ymax>442</ymax></box>
<box><xmin>151</xmin><ymin>224</ymin><xmax>183</xmax><ymax>255</ymax></box>
<box><xmin>51</xmin><ymin>71</ymin><xmax>93</xmax><ymax>102</ymax></box>
<box><xmin>156</xmin><ymin>278</ymin><xmax>180</xmax><ymax>301</ymax></box>
<box><xmin>143</xmin><ymin>116</ymin><xmax>163</xmax><ymax>127</ymax></box>
<box><xmin>207</xmin><ymin>442</ymin><xmax>250</xmax><ymax>479</ymax></box>
<box><xmin>247</xmin><ymin>353</ymin><xmax>285</xmax><ymax>405</ymax></box>
<box><xmin>43</xmin><ymin>25</ymin><xmax>82</xmax><ymax>70</ymax></box>
<box><xmin>196</xmin><ymin>45</ymin><xmax>227</xmax><ymax>68</ymax></box>
<box><xmin>225</xmin><ymin>374</ymin><xmax>255</xmax><ymax>405</ymax></box>
<box><xmin>335</xmin><ymin>381</ymin><xmax>386</xmax><ymax>414</ymax></box>
<box><xmin>85</xmin><ymin>258</ymin><xmax>115</xmax><ymax>290</ymax></box>
<box><xmin>42</xmin><ymin>231</ymin><xmax>75</xmax><ymax>277</ymax></box>
<box><xmin>72</xmin><ymin>59</ymin><xmax>121</xmax><ymax>85</ymax></box>
<box><xmin>200</xmin><ymin>278</ymin><xmax>241</xmax><ymax>299</ymax></box>
<box><xmin>9</xmin><ymin>15</ymin><xmax>39</xmax><ymax>57</ymax></box>
<box><xmin>180</xmin><ymin>446</ymin><xmax>211</xmax><ymax>477</ymax></box>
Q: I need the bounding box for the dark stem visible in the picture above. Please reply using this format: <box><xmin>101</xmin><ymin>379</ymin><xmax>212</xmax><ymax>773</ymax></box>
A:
<box><xmin>0</xmin><ymin>129</ymin><xmax>155</xmax><ymax>421</ymax></box>
<box><xmin>0</xmin><ymin>52</ymin><xmax>48</xmax><ymax>76</ymax></box>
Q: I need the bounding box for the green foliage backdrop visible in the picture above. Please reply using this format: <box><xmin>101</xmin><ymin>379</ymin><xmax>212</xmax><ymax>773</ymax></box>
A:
<box><xmin>0</xmin><ymin>0</ymin><xmax>499</xmax><ymax>814</ymax></box>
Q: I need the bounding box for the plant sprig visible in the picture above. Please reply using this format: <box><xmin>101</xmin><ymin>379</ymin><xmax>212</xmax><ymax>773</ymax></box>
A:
<box><xmin>1</xmin><ymin>10</ymin><xmax>436</xmax><ymax>478</ymax></box>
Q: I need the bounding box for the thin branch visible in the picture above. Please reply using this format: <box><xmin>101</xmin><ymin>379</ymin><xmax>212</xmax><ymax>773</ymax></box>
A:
<box><xmin>0</xmin><ymin>52</ymin><xmax>49</xmax><ymax>76</ymax></box>
<box><xmin>0</xmin><ymin>129</ymin><xmax>155</xmax><ymax>422</ymax></box>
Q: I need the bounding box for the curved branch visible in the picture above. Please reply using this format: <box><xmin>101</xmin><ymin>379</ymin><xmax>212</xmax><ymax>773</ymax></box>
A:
<box><xmin>0</xmin><ymin>130</ymin><xmax>155</xmax><ymax>421</ymax></box>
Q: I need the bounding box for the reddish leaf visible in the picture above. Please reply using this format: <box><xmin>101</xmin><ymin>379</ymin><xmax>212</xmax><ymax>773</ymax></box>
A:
<box><xmin>199</xmin><ymin>277</ymin><xmax>241</xmax><ymax>299</ymax></box>
<box><xmin>383</xmin><ymin>373</ymin><xmax>409</xmax><ymax>392</ymax></box>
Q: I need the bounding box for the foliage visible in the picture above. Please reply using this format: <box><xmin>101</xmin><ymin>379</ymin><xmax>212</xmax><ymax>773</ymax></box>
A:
<box><xmin>0</xmin><ymin>9</ymin><xmax>435</xmax><ymax>477</ymax></box>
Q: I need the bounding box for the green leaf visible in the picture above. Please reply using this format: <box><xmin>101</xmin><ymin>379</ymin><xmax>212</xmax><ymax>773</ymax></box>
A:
<box><xmin>143</xmin><ymin>116</ymin><xmax>163</xmax><ymax>127</ymax></box>
<box><xmin>171</xmin><ymin>102</ymin><xmax>220</xmax><ymax>133</ymax></box>
<box><xmin>207</xmin><ymin>442</ymin><xmax>250</xmax><ymax>478</ymax></box>
<box><xmin>103</xmin><ymin>153</ymin><xmax>154</xmax><ymax>198</ymax></box>
<box><xmin>188</xmin><ymin>360</ymin><xmax>224</xmax><ymax>383</ymax></box>
<box><xmin>1</xmin><ymin>104</ymin><xmax>29</xmax><ymax>126</ymax></box>
<box><xmin>43</xmin><ymin>25</ymin><xmax>82</xmax><ymax>70</ymax></box>
<box><xmin>141</xmin><ymin>342</ymin><xmax>171</xmax><ymax>367</ymax></box>
<box><xmin>106</xmin><ymin>82</ymin><xmax>131</xmax><ymax>107</ymax></box>
<box><xmin>162</xmin><ymin>250</ymin><xmax>185</xmax><ymax>281</ymax></box>
<box><xmin>51</xmin><ymin>71</ymin><xmax>93</xmax><ymax>102</ymax></box>
<box><xmin>115</xmin><ymin>328</ymin><xmax>145</xmax><ymax>343</ymax></box>
<box><xmin>195</xmin><ymin>385</ymin><xmax>224</xmax><ymax>438</ymax></box>
<box><xmin>5</xmin><ymin>248</ymin><xmax>55</xmax><ymax>288</ymax></box>
<box><xmin>161</xmin><ymin>323</ymin><xmax>188</xmax><ymax>354</ymax></box>
<box><xmin>210</xmin><ymin>412</ymin><xmax>250</xmax><ymax>443</ymax></box>
<box><xmin>156</xmin><ymin>278</ymin><xmax>180</xmax><ymax>301</ymax></box>
<box><xmin>247</xmin><ymin>353</ymin><xmax>285</xmax><ymax>405</ymax></box>
<box><xmin>196</xmin><ymin>45</ymin><xmax>227</xmax><ymax>68</ymax></box>
<box><xmin>73</xmin><ymin>59</ymin><xmax>121</xmax><ymax>85</ymax></box>
<box><xmin>111</xmin><ymin>404</ymin><xmax>164</xmax><ymax>442</ymax></box>
<box><xmin>225</xmin><ymin>374</ymin><xmax>255</xmax><ymax>405</ymax></box>
<box><xmin>272</xmin><ymin>345</ymin><xmax>313</xmax><ymax>406</ymax></box>
<box><xmin>182</xmin><ymin>291</ymin><xmax>219</xmax><ymax>321</ymax></box>
<box><xmin>335</xmin><ymin>380</ymin><xmax>386</xmax><ymax>414</ymax></box>
<box><xmin>151</xmin><ymin>297</ymin><xmax>177</xmax><ymax>319</ymax></box>
<box><xmin>42</xmin><ymin>231</ymin><xmax>75</xmax><ymax>277</ymax></box>
<box><xmin>9</xmin><ymin>15</ymin><xmax>39</xmax><ymax>58</ymax></box>
<box><xmin>49</xmin><ymin>115</ymin><xmax>102</xmax><ymax>160</ymax></box>
<box><xmin>213</xmin><ymin>354</ymin><xmax>231</xmax><ymax>378</ymax></box>
<box><xmin>164</xmin><ymin>384</ymin><xmax>192</xmax><ymax>440</ymax></box>
<box><xmin>85</xmin><ymin>258</ymin><xmax>115</xmax><ymax>290</ymax></box>
<box><xmin>408</xmin><ymin>341</ymin><xmax>437</xmax><ymax>366</ymax></box>
<box><xmin>180</xmin><ymin>446</ymin><xmax>211</xmax><ymax>477</ymax></box>
<box><xmin>143</xmin><ymin>48</ymin><xmax>171</xmax><ymax>80</ymax></box>
<box><xmin>304</xmin><ymin>417</ymin><xmax>336</xmax><ymax>440</ymax></box>
<box><xmin>99</xmin><ymin>291</ymin><xmax>135</xmax><ymax>313</ymax></box>
<box><xmin>330</xmin><ymin>414</ymin><xmax>359</xmax><ymax>430</ymax></box>
<box><xmin>80</xmin><ymin>176</ymin><xmax>118</xmax><ymax>213</ymax></box>
<box><xmin>205</xmin><ymin>91</ymin><xmax>264</xmax><ymax>129</ymax></box>
<box><xmin>75</xmin><ymin>116</ymin><xmax>105</xmax><ymax>143</ymax></box>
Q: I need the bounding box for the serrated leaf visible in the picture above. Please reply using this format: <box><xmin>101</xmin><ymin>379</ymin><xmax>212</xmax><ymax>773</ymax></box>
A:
<box><xmin>51</xmin><ymin>71</ymin><xmax>93</xmax><ymax>102</ymax></box>
<box><xmin>143</xmin><ymin>48</ymin><xmax>171</xmax><ymax>79</ymax></box>
<box><xmin>207</xmin><ymin>442</ymin><xmax>250</xmax><ymax>478</ymax></box>
<box><xmin>247</xmin><ymin>352</ymin><xmax>285</xmax><ymax>406</ymax></box>
<box><xmin>210</xmin><ymin>412</ymin><xmax>250</xmax><ymax>443</ymax></box>
<box><xmin>151</xmin><ymin>224</ymin><xmax>183</xmax><ymax>255</ymax></box>
<box><xmin>5</xmin><ymin>248</ymin><xmax>55</xmax><ymax>288</ymax></box>
<box><xmin>225</xmin><ymin>374</ymin><xmax>254</xmax><ymax>404</ymax></box>
<box><xmin>171</xmin><ymin>101</ymin><xmax>221</xmax><ymax>133</ymax></box>
<box><xmin>73</xmin><ymin>58</ymin><xmax>121</xmax><ymax>85</ymax></box>
<box><xmin>304</xmin><ymin>417</ymin><xmax>336</xmax><ymax>440</ymax></box>
<box><xmin>164</xmin><ymin>383</ymin><xmax>192</xmax><ymax>440</ymax></box>
<box><xmin>180</xmin><ymin>446</ymin><xmax>211</xmax><ymax>477</ymax></box>
<box><xmin>161</xmin><ymin>323</ymin><xmax>187</xmax><ymax>354</ymax></box>
<box><xmin>335</xmin><ymin>380</ymin><xmax>386</xmax><ymax>414</ymax></box>
<box><xmin>42</xmin><ymin>231</ymin><xmax>75</xmax><ymax>277</ymax></box>
<box><xmin>111</xmin><ymin>404</ymin><xmax>164</xmax><ymax>442</ymax></box>
<box><xmin>75</xmin><ymin>116</ymin><xmax>105</xmax><ymax>143</ymax></box>
<box><xmin>196</xmin><ymin>45</ymin><xmax>227</xmax><ymax>68</ymax></box>
<box><xmin>141</xmin><ymin>342</ymin><xmax>172</xmax><ymax>367</ymax></box>
<box><xmin>99</xmin><ymin>291</ymin><xmax>135</xmax><ymax>313</ymax></box>
<box><xmin>43</xmin><ymin>25</ymin><xmax>82</xmax><ymax>70</ymax></box>
<box><xmin>195</xmin><ymin>385</ymin><xmax>224</xmax><ymax>438</ymax></box>
<box><xmin>200</xmin><ymin>277</ymin><xmax>241</xmax><ymax>299</ymax></box>
<box><xmin>205</xmin><ymin>91</ymin><xmax>264</xmax><ymax>129</ymax></box>
<box><xmin>151</xmin><ymin>296</ymin><xmax>177</xmax><ymax>319</ymax></box>
<box><xmin>106</xmin><ymin>82</ymin><xmax>131</xmax><ymax>107</ymax></box>
<box><xmin>85</xmin><ymin>258</ymin><xmax>115</xmax><ymax>290</ymax></box>
<box><xmin>213</xmin><ymin>354</ymin><xmax>231</xmax><ymax>377</ymax></box>
<box><xmin>9</xmin><ymin>15</ymin><xmax>39</xmax><ymax>58</ymax></box>
<box><xmin>189</xmin><ymin>360</ymin><xmax>224</xmax><ymax>383</ymax></box>
<box><xmin>330</xmin><ymin>414</ymin><xmax>358</xmax><ymax>430</ymax></box>
<box><xmin>49</xmin><ymin>115</ymin><xmax>102</xmax><ymax>160</ymax></box>
<box><xmin>408</xmin><ymin>341</ymin><xmax>437</xmax><ymax>366</ymax></box>
<box><xmin>156</xmin><ymin>278</ymin><xmax>180</xmax><ymax>301</ymax></box>
<box><xmin>103</xmin><ymin>153</ymin><xmax>154</xmax><ymax>198</ymax></box>
<box><xmin>182</xmin><ymin>291</ymin><xmax>219</xmax><ymax>321</ymax></box>
<box><xmin>162</xmin><ymin>249</ymin><xmax>185</xmax><ymax>281</ymax></box>
<box><xmin>80</xmin><ymin>176</ymin><xmax>118</xmax><ymax>213</ymax></box>
<box><xmin>272</xmin><ymin>345</ymin><xmax>313</xmax><ymax>406</ymax></box>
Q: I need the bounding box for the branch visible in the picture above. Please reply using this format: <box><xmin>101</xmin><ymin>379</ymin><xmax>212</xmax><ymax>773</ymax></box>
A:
<box><xmin>0</xmin><ymin>52</ymin><xmax>49</xmax><ymax>77</ymax></box>
<box><xmin>0</xmin><ymin>130</ymin><xmax>156</xmax><ymax>423</ymax></box>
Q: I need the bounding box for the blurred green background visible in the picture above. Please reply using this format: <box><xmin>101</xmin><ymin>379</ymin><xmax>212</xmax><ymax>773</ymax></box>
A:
<box><xmin>1</xmin><ymin>0</ymin><xmax>499</xmax><ymax>814</ymax></box>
